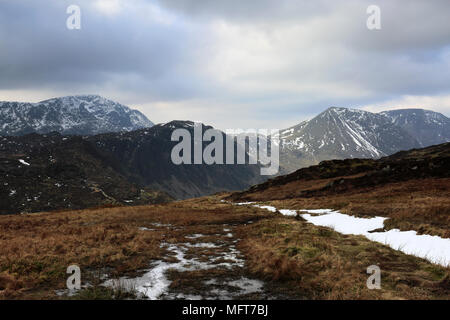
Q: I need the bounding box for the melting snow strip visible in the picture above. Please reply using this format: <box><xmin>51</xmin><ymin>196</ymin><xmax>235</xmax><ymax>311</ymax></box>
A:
<box><xmin>253</xmin><ymin>205</ymin><xmax>277</xmax><ymax>212</ymax></box>
<box><xmin>184</xmin><ymin>242</ymin><xmax>221</xmax><ymax>248</ymax></box>
<box><xmin>300</xmin><ymin>211</ymin><xmax>450</xmax><ymax>267</ymax></box>
<box><xmin>185</xmin><ymin>234</ymin><xmax>205</xmax><ymax>239</ymax></box>
<box><xmin>301</xmin><ymin>211</ymin><xmax>387</xmax><ymax>234</ymax></box>
<box><xmin>279</xmin><ymin>209</ymin><xmax>297</xmax><ymax>216</ymax></box>
<box><xmin>18</xmin><ymin>159</ymin><xmax>30</xmax><ymax>166</ymax></box>
<box><xmin>235</xmin><ymin>202</ymin><xmax>450</xmax><ymax>267</ymax></box>
<box><xmin>139</xmin><ymin>227</ymin><xmax>155</xmax><ymax>231</ymax></box>
<box><xmin>150</xmin><ymin>223</ymin><xmax>172</xmax><ymax>228</ymax></box>
<box><xmin>103</xmin><ymin>237</ymin><xmax>247</xmax><ymax>299</ymax></box>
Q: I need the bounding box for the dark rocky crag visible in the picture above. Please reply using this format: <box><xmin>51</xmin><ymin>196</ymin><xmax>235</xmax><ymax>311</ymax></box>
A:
<box><xmin>0</xmin><ymin>121</ymin><xmax>264</xmax><ymax>214</ymax></box>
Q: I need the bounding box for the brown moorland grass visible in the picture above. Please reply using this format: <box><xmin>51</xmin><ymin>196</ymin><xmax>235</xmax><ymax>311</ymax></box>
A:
<box><xmin>0</xmin><ymin>197</ymin><xmax>271</xmax><ymax>299</ymax></box>
<box><xmin>0</xmin><ymin>195</ymin><xmax>448</xmax><ymax>300</ymax></box>
<box><xmin>235</xmin><ymin>216</ymin><xmax>450</xmax><ymax>300</ymax></box>
<box><xmin>237</xmin><ymin>178</ymin><xmax>450</xmax><ymax>238</ymax></box>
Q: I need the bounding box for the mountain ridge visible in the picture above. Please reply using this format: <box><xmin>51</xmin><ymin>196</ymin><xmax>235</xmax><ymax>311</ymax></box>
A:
<box><xmin>2</xmin><ymin>94</ymin><xmax>449</xmax><ymax>178</ymax></box>
<box><xmin>278</xmin><ymin>106</ymin><xmax>422</xmax><ymax>173</ymax></box>
<box><xmin>380</xmin><ymin>108</ymin><xmax>450</xmax><ymax>147</ymax></box>
<box><xmin>0</xmin><ymin>120</ymin><xmax>264</xmax><ymax>214</ymax></box>
<box><xmin>0</xmin><ymin>95</ymin><xmax>153</xmax><ymax>136</ymax></box>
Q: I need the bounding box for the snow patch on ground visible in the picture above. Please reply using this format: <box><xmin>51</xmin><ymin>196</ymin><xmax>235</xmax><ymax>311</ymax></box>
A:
<box><xmin>184</xmin><ymin>242</ymin><xmax>221</xmax><ymax>248</ymax></box>
<box><xmin>300</xmin><ymin>209</ymin><xmax>334</xmax><ymax>215</ymax></box>
<box><xmin>279</xmin><ymin>209</ymin><xmax>298</xmax><ymax>217</ymax></box>
<box><xmin>185</xmin><ymin>234</ymin><xmax>205</xmax><ymax>239</ymax></box>
<box><xmin>19</xmin><ymin>159</ymin><xmax>30</xmax><ymax>166</ymax></box>
<box><xmin>228</xmin><ymin>278</ymin><xmax>264</xmax><ymax>295</ymax></box>
<box><xmin>300</xmin><ymin>210</ymin><xmax>450</xmax><ymax>267</ymax></box>
<box><xmin>301</xmin><ymin>211</ymin><xmax>387</xmax><ymax>234</ymax></box>
<box><xmin>149</xmin><ymin>223</ymin><xmax>172</xmax><ymax>228</ymax></box>
<box><xmin>103</xmin><ymin>231</ymin><xmax>250</xmax><ymax>299</ymax></box>
<box><xmin>139</xmin><ymin>227</ymin><xmax>155</xmax><ymax>231</ymax></box>
<box><xmin>105</xmin><ymin>244</ymin><xmax>182</xmax><ymax>300</ymax></box>
<box><xmin>233</xmin><ymin>201</ymin><xmax>450</xmax><ymax>267</ymax></box>
<box><xmin>253</xmin><ymin>205</ymin><xmax>277</xmax><ymax>212</ymax></box>
<box><xmin>366</xmin><ymin>230</ymin><xmax>450</xmax><ymax>267</ymax></box>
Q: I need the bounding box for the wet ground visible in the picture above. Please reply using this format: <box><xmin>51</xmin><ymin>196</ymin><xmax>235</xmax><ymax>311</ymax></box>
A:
<box><xmin>103</xmin><ymin>221</ymin><xmax>275</xmax><ymax>300</ymax></box>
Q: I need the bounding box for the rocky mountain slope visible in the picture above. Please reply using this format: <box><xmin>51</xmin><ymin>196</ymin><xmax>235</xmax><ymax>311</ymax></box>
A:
<box><xmin>2</xmin><ymin>94</ymin><xmax>449</xmax><ymax>208</ymax></box>
<box><xmin>0</xmin><ymin>132</ymin><xmax>172</xmax><ymax>215</ymax></box>
<box><xmin>278</xmin><ymin>107</ymin><xmax>423</xmax><ymax>172</ymax></box>
<box><xmin>381</xmin><ymin>109</ymin><xmax>450</xmax><ymax>147</ymax></box>
<box><xmin>0</xmin><ymin>95</ymin><xmax>153</xmax><ymax>136</ymax></box>
<box><xmin>0</xmin><ymin>121</ymin><xmax>263</xmax><ymax>214</ymax></box>
<box><xmin>88</xmin><ymin>121</ymin><xmax>264</xmax><ymax>199</ymax></box>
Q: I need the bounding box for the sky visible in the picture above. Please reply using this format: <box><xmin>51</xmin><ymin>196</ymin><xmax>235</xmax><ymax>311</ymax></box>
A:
<box><xmin>1</xmin><ymin>0</ymin><xmax>450</xmax><ymax>130</ymax></box>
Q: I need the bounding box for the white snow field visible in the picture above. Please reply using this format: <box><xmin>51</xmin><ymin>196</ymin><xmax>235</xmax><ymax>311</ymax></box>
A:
<box><xmin>235</xmin><ymin>202</ymin><xmax>450</xmax><ymax>267</ymax></box>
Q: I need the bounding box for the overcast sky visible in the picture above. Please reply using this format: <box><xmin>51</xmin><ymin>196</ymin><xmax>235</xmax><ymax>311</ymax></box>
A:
<box><xmin>1</xmin><ymin>0</ymin><xmax>450</xmax><ymax>129</ymax></box>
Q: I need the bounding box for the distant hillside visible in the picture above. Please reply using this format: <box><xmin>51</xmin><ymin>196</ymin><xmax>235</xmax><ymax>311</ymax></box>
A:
<box><xmin>0</xmin><ymin>133</ymin><xmax>172</xmax><ymax>215</ymax></box>
<box><xmin>381</xmin><ymin>109</ymin><xmax>450</xmax><ymax>147</ymax></box>
<box><xmin>0</xmin><ymin>121</ymin><xmax>264</xmax><ymax>214</ymax></box>
<box><xmin>88</xmin><ymin>121</ymin><xmax>264</xmax><ymax>199</ymax></box>
<box><xmin>278</xmin><ymin>107</ymin><xmax>421</xmax><ymax>172</ymax></box>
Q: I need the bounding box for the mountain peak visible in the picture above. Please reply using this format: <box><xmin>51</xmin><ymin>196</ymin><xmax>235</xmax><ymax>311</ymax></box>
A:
<box><xmin>278</xmin><ymin>106</ymin><xmax>420</xmax><ymax>172</ymax></box>
<box><xmin>320</xmin><ymin>107</ymin><xmax>370</xmax><ymax>118</ymax></box>
<box><xmin>39</xmin><ymin>94</ymin><xmax>115</xmax><ymax>106</ymax></box>
<box><xmin>0</xmin><ymin>95</ymin><xmax>154</xmax><ymax>136</ymax></box>
<box><xmin>327</xmin><ymin>106</ymin><xmax>368</xmax><ymax>113</ymax></box>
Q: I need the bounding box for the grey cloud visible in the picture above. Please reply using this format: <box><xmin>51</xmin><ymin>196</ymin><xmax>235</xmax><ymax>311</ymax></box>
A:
<box><xmin>0</xmin><ymin>0</ymin><xmax>449</xmax><ymax>128</ymax></box>
<box><xmin>157</xmin><ymin>0</ymin><xmax>340</xmax><ymax>23</ymax></box>
<box><xmin>0</xmin><ymin>0</ymin><xmax>208</xmax><ymax>100</ymax></box>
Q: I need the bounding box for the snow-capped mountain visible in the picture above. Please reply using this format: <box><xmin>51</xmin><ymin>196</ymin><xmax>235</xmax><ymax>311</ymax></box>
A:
<box><xmin>380</xmin><ymin>109</ymin><xmax>450</xmax><ymax>147</ymax></box>
<box><xmin>279</xmin><ymin>107</ymin><xmax>420</xmax><ymax>172</ymax></box>
<box><xmin>0</xmin><ymin>95</ymin><xmax>153</xmax><ymax>136</ymax></box>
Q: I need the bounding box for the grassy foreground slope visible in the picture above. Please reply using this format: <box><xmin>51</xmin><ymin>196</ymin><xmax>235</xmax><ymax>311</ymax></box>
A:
<box><xmin>0</xmin><ymin>196</ymin><xmax>448</xmax><ymax>300</ymax></box>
